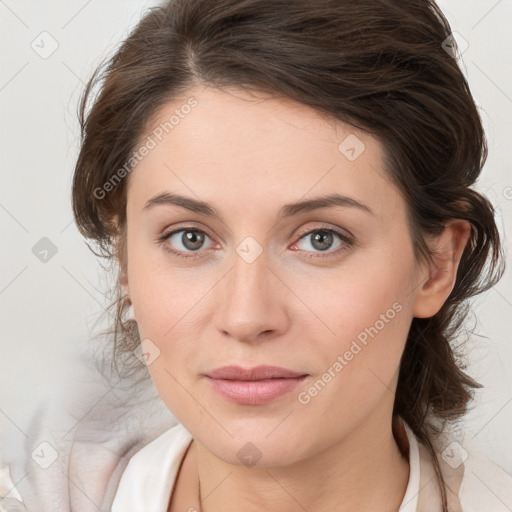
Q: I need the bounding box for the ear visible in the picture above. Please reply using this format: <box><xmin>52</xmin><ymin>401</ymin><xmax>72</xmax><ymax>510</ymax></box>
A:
<box><xmin>412</xmin><ymin>219</ymin><xmax>472</xmax><ymax>318</ymax></box>
<box><xmin>121</xmin><ymin>281</ymin><xmax>130</xmax><ymax>297</ymax></box>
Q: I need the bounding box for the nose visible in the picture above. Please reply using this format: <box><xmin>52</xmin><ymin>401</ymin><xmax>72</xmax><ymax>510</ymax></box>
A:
<box><xmin>213</xmin><ymin>247</ymin><xmax>290</xmax><ymax>344</ymax></box>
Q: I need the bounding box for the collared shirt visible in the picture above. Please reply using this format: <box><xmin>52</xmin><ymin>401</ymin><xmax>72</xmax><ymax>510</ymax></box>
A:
<box><xmin>111</xmin><ymin>419</ymin><xmax>512</xmax><ymax>511</ymax></box>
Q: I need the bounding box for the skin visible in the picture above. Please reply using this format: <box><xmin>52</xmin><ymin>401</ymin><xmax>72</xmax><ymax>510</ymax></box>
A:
<box><xmin>119</xmin><ymin>84</ymin><xmax>470</xmax><ymax>512</ymax></box>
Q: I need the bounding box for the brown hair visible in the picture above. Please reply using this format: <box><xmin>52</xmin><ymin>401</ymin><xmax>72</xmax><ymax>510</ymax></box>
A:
<box><xmin>71</xmin><ymin>0</ymin><xmax>505</xmax><ymax>508</ymax></box>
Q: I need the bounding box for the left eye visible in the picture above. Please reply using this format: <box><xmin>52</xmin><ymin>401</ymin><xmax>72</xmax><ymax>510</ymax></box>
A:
<box><xmin>294</xmin><ymin>228</ymin><xmax>349</xmax><ymax>254</ymax></box>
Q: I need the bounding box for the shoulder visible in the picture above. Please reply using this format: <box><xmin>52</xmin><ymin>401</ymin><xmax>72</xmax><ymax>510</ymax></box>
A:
<box><xmin>111</xmin><ymin>422</ymin><xmax>193</xmax><ymax>512</ymax></box>
<box><xmin>455</xmin><ymin>446</ymin><xmax>512</xmax><ymax>511</ymax></box>
<box><xmin>400</xmin><ymin>418</ymin><xmax>512</xmax><ymax>511</ymax></box>
<box><xmin>430</xmin><ymin>429</ymin><xmax>512</xmax><ymax>511</ymax></box>
<box><xmin>122</xmin><ymin>421</ymin><xmax>193</xmax><ymax>471</ymax></box>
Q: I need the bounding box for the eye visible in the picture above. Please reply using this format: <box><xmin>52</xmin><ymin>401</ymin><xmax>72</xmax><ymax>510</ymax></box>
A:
<box><xmin>156</xmin><ymin>224</ymin><xmax>354</xmax><ymax>259</ymax></box>
<box><xmin>292</xmin><ymin>225</ymin><xmax>353</xmax><ymax>257</ymax></box>
<box><xmin>157</xmin><ymin>228</ymin><xmax>215</xmax><ymax>258</ymax></box>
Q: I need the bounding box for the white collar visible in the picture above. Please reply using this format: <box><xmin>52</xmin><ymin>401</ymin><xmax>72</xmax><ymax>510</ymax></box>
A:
<box><xmin>112</xmin><ymin>422</ymin><xmax>193</xmax><ymax>511</ymax></box>
<box><xmin>398</xmin><ymin>421</ymin><xmax>421</xmax><ymax>511</ymax></box>
<box><xmin>112</xmin><ymin>420</ymin><xmax>422</xmax><ymax>512</ymax></box>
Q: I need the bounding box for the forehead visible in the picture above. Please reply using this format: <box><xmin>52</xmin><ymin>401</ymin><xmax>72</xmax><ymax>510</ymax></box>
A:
<box><xmin>127</xmin><ymin>85</ymin><xmax>403</xmax><ymax>222</ymax></box>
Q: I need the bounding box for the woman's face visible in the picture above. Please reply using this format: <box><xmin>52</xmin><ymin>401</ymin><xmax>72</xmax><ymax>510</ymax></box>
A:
<box><xmin>123</xmin><ymin>84</ymin><xmax>428</xmax><ymax>466</ymax></box>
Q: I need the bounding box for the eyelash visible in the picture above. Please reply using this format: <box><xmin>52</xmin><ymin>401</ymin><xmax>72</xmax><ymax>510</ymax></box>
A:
<box><xmin>155</xmin><ymin>224</ymin><xmax>354</xmax><ymax>260</ymax></box>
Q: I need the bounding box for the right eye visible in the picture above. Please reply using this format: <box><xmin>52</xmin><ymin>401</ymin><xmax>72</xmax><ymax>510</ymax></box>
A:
<box><xmin>157</xmin><ymin>227</ymin><xmax>217</xmax><ymax>258</ymax></box>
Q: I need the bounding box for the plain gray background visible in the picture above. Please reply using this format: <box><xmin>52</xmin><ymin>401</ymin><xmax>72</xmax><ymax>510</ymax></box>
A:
<box><xmin>1</xmin><ymin>0</ymin><xmax>511</xmax><ymax>497</ymax></box>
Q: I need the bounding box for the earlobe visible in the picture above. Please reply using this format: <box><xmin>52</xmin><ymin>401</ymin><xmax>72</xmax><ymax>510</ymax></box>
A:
<box><xmin>110</xmin><ymin>214</ymin><xmax>120</xmax><ymax>232</ymax></box>
<box><xmin>412</xmin><ymin>220</ymin><xmax>472</xmax><ymax>318</ymax></box>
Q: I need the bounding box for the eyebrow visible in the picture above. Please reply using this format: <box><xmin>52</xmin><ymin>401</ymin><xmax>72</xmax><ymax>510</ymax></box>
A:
<box><xmin>141</xmin><ymin>192</ymin><xmax>374</xmax><ymax>219</ymax></box>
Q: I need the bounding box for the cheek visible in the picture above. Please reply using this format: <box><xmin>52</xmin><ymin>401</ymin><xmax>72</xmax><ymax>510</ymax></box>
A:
<box><xmin>304</xmin><ymin>244</ymin><xmax>413</xmax><ymax>340</ymax></box>
<box><xmin>133</xmin><ymin>271</ymin><xmax>216</xmax><ymax>346</ymax></box>
<box><xmin>300</xmin><ymin>243</ymin><xmax>415</xmax><ymax>388</ymax></box>
<box><xmin>294</xmin><ymin>277</ymin><xmax>413</xmax><ymax>431</ymax></box>
<box><xmin>127</xmin><ymin>230</ymin><xmax>203</xmax><ymax>337</ymax></box>
<box><xmin>135</xmin><ymin>298</ymin><xmax>202</xmax><ymax>420</ymax></box>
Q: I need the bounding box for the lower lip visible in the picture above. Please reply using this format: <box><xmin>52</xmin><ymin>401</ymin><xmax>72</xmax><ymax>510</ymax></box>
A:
<box><xmin>205</xmin><ymin>375</ymin><xmax>308</xmax><ymax>405</ymax></box>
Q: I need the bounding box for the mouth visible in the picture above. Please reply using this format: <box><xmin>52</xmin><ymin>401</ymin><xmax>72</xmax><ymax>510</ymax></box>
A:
<box><xmin>203</xmin><ymin>365</ymin><xmax>309</xmax><ymax>405</ymax></box>
<box><xmin>203</xmin><ymin>364</ymin><xmax>308</xmax><ymax>380</ymax></box>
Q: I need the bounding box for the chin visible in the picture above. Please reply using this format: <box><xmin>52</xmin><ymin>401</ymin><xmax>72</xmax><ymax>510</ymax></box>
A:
<box><xmin>195</xmin><ymin>424</ymin><xmax>313</xmax><ymax>468</ymax></box>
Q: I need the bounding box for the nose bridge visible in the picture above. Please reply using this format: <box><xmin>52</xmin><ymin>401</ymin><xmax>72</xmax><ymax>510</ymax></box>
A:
<box><xmin>215</xmin><ymin>239</ymin><xmax>282</xmax><ymax>341</ymax></box>
<box><xmin>228</xmin><ymin>240</ymin><xmax>270</xmax><ymax>308</ymax></box>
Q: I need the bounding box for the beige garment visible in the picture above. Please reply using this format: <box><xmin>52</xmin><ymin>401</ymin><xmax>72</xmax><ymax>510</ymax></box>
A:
<box><xmin>9</xmin><ymin>384</ymin><xmax>177</xmax><ymax>512</ymax></box>
<box><xmin>112</xmin><ymin>417</ymin><xmax>512</xmax><ymax>512</ymax></box>
<box><xmin>414</xmin><ymin>435</ymin><xmax>465</xmax><ymax>511</ymax></box>
<box><xmin>404</xmin><ymin>421</ymin><xmax>512</xmax><ymax>512</ymax></box>
<box><xmin>394</xmin><ymin>416</ymin><xmax>465</xmax><ymax>512</ymax></box>
<box><xmin>8</xmin><ymin>403</ymin><xmax>512</xmax><ymax>512</ymax></box>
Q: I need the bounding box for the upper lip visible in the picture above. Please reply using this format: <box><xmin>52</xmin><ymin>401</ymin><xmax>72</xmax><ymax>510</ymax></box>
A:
<box><xmin>204</xmin><ymin>365</ymin><xmax>308</xmax><ymax>380</ymax></box>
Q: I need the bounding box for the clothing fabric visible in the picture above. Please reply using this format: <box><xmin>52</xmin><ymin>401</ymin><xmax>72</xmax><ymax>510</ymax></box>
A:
<box><xmin>111</xmin><ymin>418</ymin><xmax>512</xmax><ymax>512</ymax></box>
<box><xmin>7</xmin><ymin>383</ymin><xmax>512</xmax><ymax>512</ymax></box>
<box><xmin>7</xmin><ymin>381</ymin><xmax>178</xmax><ymax>512</ymax></box>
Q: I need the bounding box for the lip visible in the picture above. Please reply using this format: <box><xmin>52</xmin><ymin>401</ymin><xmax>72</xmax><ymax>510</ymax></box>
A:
<box><xmin>203</xmin><ymin>365</ymin><xmax>309</xmax><ymax>405</ymax></box>
<box><xmin>204</xmin><ymin>365</ymin><xmax>308</xmax><ymax>380</ymax></box>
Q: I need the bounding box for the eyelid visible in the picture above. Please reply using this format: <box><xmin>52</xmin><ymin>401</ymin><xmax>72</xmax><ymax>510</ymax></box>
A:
<box><xmin>158</xmin><ymin>222</ymin><xmax>217</xmax><ymax>242</ymax></box>
<box><xmin>294</xmin><ymin>223</ymin><xmax>353</xmax><ymax>242</ymax></box>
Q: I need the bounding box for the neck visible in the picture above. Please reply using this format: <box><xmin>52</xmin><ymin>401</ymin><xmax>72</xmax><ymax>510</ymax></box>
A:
<box><xmin>189</xmin><ymin>408</ymin><xmax>410</xmax><ymax>512</ymax></box>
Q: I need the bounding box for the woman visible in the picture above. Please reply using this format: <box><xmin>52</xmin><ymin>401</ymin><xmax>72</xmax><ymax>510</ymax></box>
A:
<box><xmin>68</xmin><ymin>0</ymin><xmax>511</xmax><ymax>511</ymax></box>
